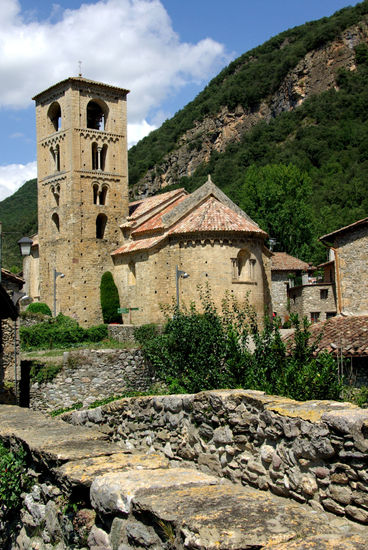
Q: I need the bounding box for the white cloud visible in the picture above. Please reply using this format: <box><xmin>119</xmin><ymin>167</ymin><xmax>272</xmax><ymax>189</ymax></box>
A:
<box><xmin>128</xmin><ymin>120</ymin><xmax>156</xmax><ymax>148</ymax></box>
<box><xmin>0</xmin><ymin>0</ymin><xmax>228</xmax><ymax>126</ymax></box>
<box><xmin>0</xmin><ymin>161</ymin><xmax>37</xmax><ymax>201</ymax></box>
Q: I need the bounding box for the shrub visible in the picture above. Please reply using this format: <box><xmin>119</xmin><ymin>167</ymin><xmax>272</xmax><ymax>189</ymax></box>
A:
<box><xmin>139</xmin><ymin>286</ymin><xmax>341</xmax><ymax>401</ymax></box>
<box><xmin>20</xmin><ymin>314</ymin><xmax>109</xmax><ymax>351</ymax></box>
<box><xmin>134</xmin><ymin>323</ymin><xmax>159</xmax><ymax>345</ymax></box>
<box><xmin>0</xmin><ymin>442</ymin><xmax>29</xmax><ymax>514</ymax></box>
<box><xmin>26</xmin><ymin>302</ymin><xmax>52</xmax><ymax>316</ymax></box>
<box><xmin>100</xmin><ymin>271</ymin><xmax>121</xmax><ymax>324</ymax></box>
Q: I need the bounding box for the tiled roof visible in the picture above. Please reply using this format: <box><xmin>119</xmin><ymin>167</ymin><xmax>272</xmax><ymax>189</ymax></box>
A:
<box><xmin>169</xmin><ymin>197</ymin><xmax>267</xmax><ymax>236</ymax></box>
<box><xmin>284</xmin><ymin>315</ymin><xmax>368</xmax><ymax>357</ymax></box>
<box><xmin>132</xmin><ymin>195</ymin><xmax>187</xmax><ymax>236</ymax></box>
<box><xmin>319</xmin><ymin>217</ymin><xmax>368</xmax><ymax>242</ymax></box>
<box><xmin>111</xmin><ymin>235</ymin><xmax>167</xmax><ymax>256</ymax></box>
<box><xmin>271</xmin><ymin>252</ymin><xmax>311</xmax><ymax>272</ymax></box>
<box><xmin>128</xmin><ymin>189</ymin><xmax>187</xmax><ymax>221</ymax></box>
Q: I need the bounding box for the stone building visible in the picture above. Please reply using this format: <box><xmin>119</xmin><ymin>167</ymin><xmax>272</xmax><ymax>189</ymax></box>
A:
<box><xmin>319</xmin><ymin>217</ymin><xmax>368</xmax><ymax>316</ymax></box>
<box><xmin>0</xmin><ymin>269</ymin><xmax>24</xmax><ymax>403</ymax></box>
<box><xmin>26</xmin><ymin>77</ymin><xmax>272</xmax><ymax>325</ymax></box>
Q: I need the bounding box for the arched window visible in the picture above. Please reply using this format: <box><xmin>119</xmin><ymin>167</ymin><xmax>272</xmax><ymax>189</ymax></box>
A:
<box><xmin>47</xmin><ymin>102</ymin><xmax>61</xmax><ymax>132</ymax></box>
<box><xmin>87</xmin><ymin>100</ymin><xmax>108</xmax><ymax>130</ymax></box>
<box><xmin>93</xmin><ymin>183</ymin><xmax>99</xmax><ymax>204</ymax></box>
<box><xmin>233</xmin><ymin>249</ymin><xmax>257</xmax><ymax>282</ymax></box>
<box><xmin>100</xmin><ymin>185</ymin><xmax>108</xmax><ymax>205</ymax></box>
<box><xmin>92</xmin><ymin>142</ymin><xmax>98</xmax><ymax>170</ymax></box>
<box><xmin>96</xmin><ymin>213</ymin><xmax>107</xmax><ymax>239</ymax></box>
<box><xmin>52</xmin><ymin>213</ymin><xmax>60</xmax><ymax>232</ymax></box>
<box><xmin>50</xmin><ymin>145</ymin><xmax>60</xmax><ymax>172</ymax></box>
<box><xmin>51</xmin><ymin>184</ymin><xmax>60</xmax><ymax>206</ymax></box>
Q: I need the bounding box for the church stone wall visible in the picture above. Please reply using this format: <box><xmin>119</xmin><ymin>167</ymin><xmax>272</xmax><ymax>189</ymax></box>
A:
<box><xmin>113</xmin><ymin>236</ymin><xmax>271</xmax><ymax>325</ymax></box>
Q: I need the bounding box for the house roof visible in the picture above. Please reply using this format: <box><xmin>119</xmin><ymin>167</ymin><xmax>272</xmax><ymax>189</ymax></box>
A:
<box><xmin>169</xmin><ymin>197</ymin><xmax>266</xmax><ymax>236</ymax></box>
<box><xmin>284</xmin><ymin>315</ymin><xmax>368</xmax><ymax>358</ymax></box>
<box><xmin>112</xmin><ymin>177</ymin><xmax>267</xmax><ymax>256</ymax></box>
<box><xmin>319</xmin><ymin>217</ymin><xmax>368</xmax><ymax>243</ymax></box>
<box><xmin>271</xmin><ymin>252</ymin><xmax>311</xmax><ymax>272</ymax></box>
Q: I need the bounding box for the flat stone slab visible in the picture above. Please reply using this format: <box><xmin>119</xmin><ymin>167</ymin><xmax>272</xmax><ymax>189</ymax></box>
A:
<box><xmin>265</xmin><ymin>534</ymin><xmax>368</xmax><ymax>549</ymax></box>
<box><xmin>90</xmin><ymin>468</ymin><xmax>220</xmax><ymax>515</ymax></box>
<box><xmin>132</xmin><ymin>483</ymin><xmax>360</xmax><ymax>549</ymax></box>
<box><xmin>0</xmin><ymin>405</ymin><xmax>122</xmax><ymax>464</ymax></box>
<box><xmin>56</xmin><ymin>452</ymin><xmax>169</xmax><ymax>488</ymax></box>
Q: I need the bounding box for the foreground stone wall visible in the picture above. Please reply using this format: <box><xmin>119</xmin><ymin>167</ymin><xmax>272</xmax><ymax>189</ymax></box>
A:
<box><xmin>66</xmin><ymin>389</ymin><xmax>368</xmax><ymax>523</ymax></box>
<box><xmin>29</xmin><ymin>348</ymin><xmax>153</xmax><ymax>412</ymax></box>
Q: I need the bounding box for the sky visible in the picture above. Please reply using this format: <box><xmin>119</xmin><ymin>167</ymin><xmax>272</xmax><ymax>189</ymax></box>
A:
<box><xmin>0</xmin><ymin>0</ymin><xmax>361</xmax><ymax>201</ymax></box>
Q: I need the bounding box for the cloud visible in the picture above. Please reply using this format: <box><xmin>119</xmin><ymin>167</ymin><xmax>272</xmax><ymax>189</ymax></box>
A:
<box><xmin>0</xmin><ymin>161</ymin><xmax>37</xmax><ymax>201</ymax></box>
<box><xmin>0</xmin><ymin>0</ymin><xmax>228</xmax><ymax>126</ymax></box>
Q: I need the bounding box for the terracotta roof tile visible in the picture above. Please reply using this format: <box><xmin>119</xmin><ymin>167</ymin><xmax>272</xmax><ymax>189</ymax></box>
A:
<box><xmin>271</xmin><ymin>252</ymin><xmax>311</xmax><ymax>272</ymax></box>
<box><xmin>132</xmin><ymin>195</ymin><xmax>187</xmax><ymax>236</ymax></box>
<box><xmin>169</xmin><ymin>197</ymin><xmax>267</xmax><ymax>236</ymax></box>
<box><xmin>128</xmin><ymin>189</ymin><xmax>186</xmax><ymax>220</ymax></box>
<box><xmin>111</xmin><ymin>235</ymin><xmax>166</xmax><ymax>255</ymax></box>
<box><xmin>284</xmin><ymin>315</ymin><xmax>368</xmax><ymax>357</ymax></box>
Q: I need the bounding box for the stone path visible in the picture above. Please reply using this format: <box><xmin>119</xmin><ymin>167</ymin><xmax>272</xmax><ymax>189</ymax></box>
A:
<box><xmin>1</xmin><ymin>405</ymin><xmax>368</xmax><ymax>549</ymax></box>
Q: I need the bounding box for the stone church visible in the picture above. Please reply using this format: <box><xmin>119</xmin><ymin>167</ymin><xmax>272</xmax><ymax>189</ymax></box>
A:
<box><xmin>24</xmin><ymin>77</ymin><xmax>272</xmax><ymax>326</ymax></box>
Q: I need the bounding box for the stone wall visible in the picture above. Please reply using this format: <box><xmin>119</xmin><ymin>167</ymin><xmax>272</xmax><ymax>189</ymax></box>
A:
<box><xmin>29</xmin><ymin>348</ymin><xmax>153</xmax><ymax>412</ymax></box>
<box><xmin>335</xmin><ymin>225</ymin><xmax>368</xmax><ymax>315</ymax></box>
<box><xmin>289</xmin><ymin>282</ymin><xmax>337</xmax><ymax>322</ymax></box>
<box><xmin>66</xmin><ymin>389</ymin><xmax>368</xmax><ymax>524</ymax></box>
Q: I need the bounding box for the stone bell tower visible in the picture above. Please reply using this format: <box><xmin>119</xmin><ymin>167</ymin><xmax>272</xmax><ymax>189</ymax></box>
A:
<box><xmin>33</xmin><ymin>77</ymin><xmax>129</xmax><ymax>325</ymax></box>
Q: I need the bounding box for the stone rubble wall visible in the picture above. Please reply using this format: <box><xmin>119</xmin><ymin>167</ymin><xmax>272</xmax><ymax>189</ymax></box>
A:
<box><xmin>66</xmin><ymin>389</ymin><xmax>368</xmax><ymax>524</ymax></box>
<box><xmin>29</xmin><ymin>348</ymin><xmax>154</xmax><ymax>412</ymax></box>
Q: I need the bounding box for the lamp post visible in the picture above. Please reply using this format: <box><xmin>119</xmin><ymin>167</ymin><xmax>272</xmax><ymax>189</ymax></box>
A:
<box><xmin>176</xmin><ymin>265</ymin><xmax>189</xmax><ymax>309</ymax></box>
<box><xmin>53</xmin><ymin>268</ymin><xmax>65</xmax><ymax>317</ymax></box>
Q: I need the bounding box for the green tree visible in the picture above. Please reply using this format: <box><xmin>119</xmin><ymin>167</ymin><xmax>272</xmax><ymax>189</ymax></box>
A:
<box><xmin>100</xmin><ymin>271</ymin><xmax>121</xmax><ymax>324</ymax></box>
<box><xmin>239</xmin><ymin>163</ymin><xmax>316</xmax><ymax>260</ymax></box>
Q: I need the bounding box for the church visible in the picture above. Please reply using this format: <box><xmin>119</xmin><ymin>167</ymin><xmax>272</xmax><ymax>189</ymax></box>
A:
<box><xmin>24</xmin><ymin>77</ymin><xmax>272</xmax><ymax>326</ymax></box>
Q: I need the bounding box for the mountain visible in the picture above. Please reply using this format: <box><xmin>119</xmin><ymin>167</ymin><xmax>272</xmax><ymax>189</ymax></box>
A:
<box><xmin>2</xmin><ymin>1</ymin><xmax>368</xmax><ymax>268</ymax></box>
<box><xmin>0</xmin><ymin>179</ymin><xmax>37</xmax><ymax>271</ymax></box>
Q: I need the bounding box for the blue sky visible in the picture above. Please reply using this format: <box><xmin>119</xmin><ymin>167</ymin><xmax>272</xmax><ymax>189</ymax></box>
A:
<box><xmin>0</xmin><ymin>0</ymin><xmax>360</xmax><ymax>200</ymax></box>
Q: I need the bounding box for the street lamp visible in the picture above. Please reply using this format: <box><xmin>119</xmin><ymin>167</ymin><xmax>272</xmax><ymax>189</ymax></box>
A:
<box><xmin>53</xmin><ymin>268</ymin><xmax>65</xmax><ymax>316</ymax></box>
<box><xmin>176</xmin><ymin>265</ymin><xmax>189</xmax><ymax>309</ymax></box>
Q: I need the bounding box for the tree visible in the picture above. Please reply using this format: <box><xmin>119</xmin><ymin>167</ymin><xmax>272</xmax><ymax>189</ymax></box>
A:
<box><xmin>238</xmin><ymin>163</ymin><xmax>316</xmax><ymax>260</ymax></box>
<box><xmin>100</xmin><ymin>271</ymin><xmax>121</xmax><ymax>324</ymax></box>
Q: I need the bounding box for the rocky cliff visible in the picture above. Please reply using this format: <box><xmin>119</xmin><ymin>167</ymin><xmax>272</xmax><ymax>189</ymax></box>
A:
<box><xmin>132</xmin><ymin>22</ymin><xmax>368</xmax><ymax>198</ymax></box>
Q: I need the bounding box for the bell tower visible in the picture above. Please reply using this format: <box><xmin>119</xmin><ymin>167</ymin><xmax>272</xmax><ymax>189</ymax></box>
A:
<box><xmin>33</xmin><ymin>77</ymin><xmax>129</xmax><ymax>325</ymax></box>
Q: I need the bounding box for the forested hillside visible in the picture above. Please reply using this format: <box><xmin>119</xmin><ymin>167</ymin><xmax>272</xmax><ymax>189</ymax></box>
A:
<box><xmin>0</xmin><ymin>179</ymin><xmax>37</xmax><ymax>271</ymax></box>
<box><xmin>2</xmin><ymin>1</ymin><xmax>368</xmax><ymax>269</ymax></box>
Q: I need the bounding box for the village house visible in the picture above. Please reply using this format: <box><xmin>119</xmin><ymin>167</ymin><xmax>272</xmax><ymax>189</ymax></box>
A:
<box><xmin>24</xmin><ymin>77</ymin><xmax>272</xmax><ymax>326</ymax></box>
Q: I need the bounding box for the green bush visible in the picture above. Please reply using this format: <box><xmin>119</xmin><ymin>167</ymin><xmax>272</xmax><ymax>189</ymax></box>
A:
<box><xmin>26</xmin><ymin>302</ymin><xmax>52</xmax><ymax>316</ymax></box>
<box><xmin>0</xmin><ymin>442</ymin><xmax>29</xmax><ymax>513</ymax></box>
<box><xmin>134</xmin><ymin>323</ymin><xmax>159</xmax><ymax>345</ymax></box>
<box><xmin>20</xmin><ymin>314</ymin><xmax>109</xmax><ymax>351</ymax></box>
<box><xmin>139</xmin><ymin>287</ymin><xmax>341</xmax><ymax>401</ymax></box>
<box><xmin>100</xmin><ymin>271</ymin><xmax>121</xmax><ymax>324</ymax></box>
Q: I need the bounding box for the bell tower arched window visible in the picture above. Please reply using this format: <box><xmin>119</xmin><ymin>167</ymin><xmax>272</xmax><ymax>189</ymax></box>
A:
<box><xmin>87</xmin><ymin>100</ymin><xmax>108</xmax><ymax>130</ymax></box>
<box><xmin>52</xmin><ymin>213</ymin><xmax>60</xmax><ymax>232</ymax></box>
<box><xmin>96</xmin><ymin>213</ymin><xmax>107</xmax><ymax>239</ymax></box>
<box><xmin>47</xmin><ymin>102</ymin><xmax>61</xmax><ymax>133</ymax></box>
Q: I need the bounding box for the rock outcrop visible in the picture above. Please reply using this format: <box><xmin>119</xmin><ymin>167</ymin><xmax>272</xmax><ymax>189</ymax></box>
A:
<box><xmin>132</xmin><ymin>22</ymin><xmax>368</xmax><ymax>199</ymax></box>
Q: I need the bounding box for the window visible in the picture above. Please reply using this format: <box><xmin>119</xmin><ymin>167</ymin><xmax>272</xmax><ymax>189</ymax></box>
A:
<box><xmin>51</xmin><ymin>213</ymin><xmax>60</xmax><ymax>232</ymax></box>
<box><xmin>311</xmin><ymin>312</ymin><xmax>320</xmax><ymax>324</ymax></box>
<box><xmin>326</xmin><ymin>312</ymin><xmax>336</xmax><ymax>319</ymax></box>
<box><xmin>320</xmin><ymin>289</ymin><xmax>328</xmax><ymax>300</ymax></box>
<box><xmin>87</xmin><ymin>100</ymin><xmax>107</xmax><ymax>130</ymax></box>
<box><xmin>96</xmin><ymin>213</ymin><xmax>107</xmax><ymax>238</ymax></box>
<box><xmin>47</xmin><ymin>102</ymin><xmax>61</xmax><ymax>132</ymax></box>
<box><xmin>232</xmin><ymin>249</ymin><xmax>256</xmax><ymax>282</ymax></box>
<box><xmin>128</xmin><ymin>262</ymin><xmax>136</xmax><ymax>285</ymax></box>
